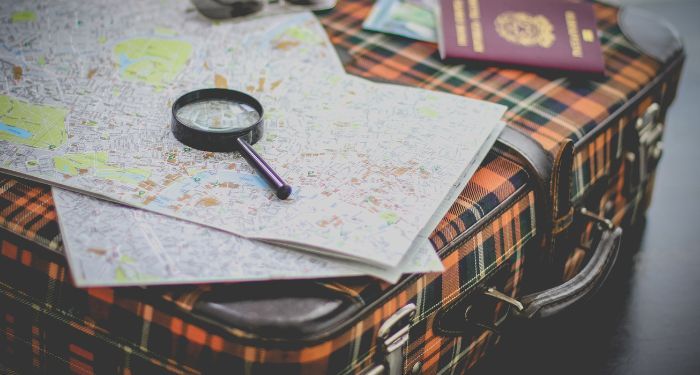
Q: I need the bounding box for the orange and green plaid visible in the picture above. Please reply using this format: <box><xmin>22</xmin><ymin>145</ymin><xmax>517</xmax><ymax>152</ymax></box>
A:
<box><xmin>0</xmin><ymin>173</ymin><xmax>534</xmax><ymax>374</ymax></box>
<box><xmin>0</xmin><ymin>0</ymin><xmax>681</xmax><ymax>373</ymax></box>
<box><xmin>322</xmin><ymin>0</ymin><xmax>681</xmax><ymax>201</ymax></box>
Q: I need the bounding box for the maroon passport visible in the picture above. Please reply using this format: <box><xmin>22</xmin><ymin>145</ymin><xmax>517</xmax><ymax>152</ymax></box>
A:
<box><xmin>437</xmin><ymin>0</ymin><xmax>605</xmax><ymax>75</ymax></box>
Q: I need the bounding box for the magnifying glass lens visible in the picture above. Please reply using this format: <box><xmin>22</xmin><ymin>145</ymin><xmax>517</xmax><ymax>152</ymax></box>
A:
<box><xmin>175</xmin><ymin>99</ymin><xmax>260</xmax><ymax>132</ymax></box>
<box><xmin>172</xmin><ymin>88</ymin><xmax>291</xmax><ymax>199</ymax></box>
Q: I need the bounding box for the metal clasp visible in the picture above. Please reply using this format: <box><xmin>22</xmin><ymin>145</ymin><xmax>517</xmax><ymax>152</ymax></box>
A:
<box><xmin>483</xmin><ymin>287</ymin><xmax>524</xmax><ymax>312</ymax></box>
<box><xmin>635</xmin><ymin>102</ymin><xmax>664</xmax><ymax>184</ymax></box>
<box><xmin>365</xmin><ymin>303</ymin><xmax>416</xmax><ymax>375</ymax></box>
<box><xmin>460</xmin><ymin>288</ymin><xmax>524</xmax><ymax>334</ymax></box>
<box><xmin>579</xmin><ymin>207</ymin><xmax>614</xmax><ymax>230</ymax></box>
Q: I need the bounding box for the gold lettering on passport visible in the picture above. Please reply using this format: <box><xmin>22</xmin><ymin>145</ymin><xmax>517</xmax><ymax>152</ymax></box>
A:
<box><xmin>494</xmin><ymin>12</ymin><xmax>555</xmax><ymax>48</ymax></box>
<box><xmin>566</xmin><ymin>11</ymin><xmax>583</xmax><ymax>57</ymax></box>
<box><xmin>471</xmin><ymin>20</ymin><xmax>484</xmax><ymax>52</ymax></box>
<box><xmin>582</xmin><ymin>29</ymin><xmax>595</xmax><ymax>43</ymax></box>
<box><xmin>468</xmin><ymin>0</ymin><xmax>484</xmax><ymax>52</ymax></box>
<box><xmin>453</xmin><ymin>0</ymin><xmax>468</xmax><ymax>47</ymax></box>
<box><xmin>468</xmin><ymin>0</ymin><xmax>480</xmax><ymax>19</ymax></box>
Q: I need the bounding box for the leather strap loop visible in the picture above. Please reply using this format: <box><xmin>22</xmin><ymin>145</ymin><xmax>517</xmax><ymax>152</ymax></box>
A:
<box><xmin>497</xmin><ymin>127</ymin><xmax>553</xmax><ymax>248</ymax></box>
<box><xmin>516</xmin><ymin>225</ymin><xmax>623</xmax><ymax>319</ymax></box>
<box><xmin>497</xmin><ymin>129</ymin><xmax>575</xmax><ymax>256</ymax></box>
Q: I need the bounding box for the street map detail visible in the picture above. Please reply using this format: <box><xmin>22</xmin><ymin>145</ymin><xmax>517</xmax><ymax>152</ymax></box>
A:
<box><xmin>53</xmin><ymin>188</ymin><xmax>444</xmax><ymax>286</ymax></box>
<box><xmin>1</xmin><ymin>0</ymin><xmax>506</xmax><ymax>268</ymax></box>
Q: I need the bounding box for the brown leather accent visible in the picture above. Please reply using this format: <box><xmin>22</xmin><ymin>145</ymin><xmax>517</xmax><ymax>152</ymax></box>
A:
<box><xmin>552</xmin><ymin>207</ymin><xmax>574</xmax><ymax>235</ymax></box>
<box><xmin>549</xmin><ymin>140</ymin><xmax>575</xmax><ymax>253</ymax></box>
<box><xmin>192</xmin><ymin>281</ymin><xmax>364</xmax><ymax>340</ymax></box>
<box><xmin>496</xmin><ymin>130</ymin><xmax>574</xmax><ymax>257</ymax></box>
<box><xmin>497</xmin><ymin>128</ymin><xmax>552</xmax><ymax>249</ymax></box>
<box><xmin>517</xmin><ymin>226</ymin><xmax>623</xmax><ymax>319</ymax></box>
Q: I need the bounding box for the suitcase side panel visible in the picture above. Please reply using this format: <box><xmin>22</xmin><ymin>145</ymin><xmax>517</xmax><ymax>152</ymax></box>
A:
<box><xmin>555</xmin><ymin>45</ymin><xmax>683</xmax><ymax>283</ymax></box>
<box><xmin>570</xmin><ymin>53</ymin><xmax>684</xmax><ymax>203</ymax></box>
<box><xmin>0</xmin><ymin>189</ymin><xmax>536</xmax><ymax>374</ymax></box>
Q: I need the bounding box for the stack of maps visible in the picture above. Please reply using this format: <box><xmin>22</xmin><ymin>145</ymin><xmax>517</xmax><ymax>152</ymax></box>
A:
<box><xmin>0</xmin><ymin>0</ymin><xmax>506</xmax><ymax>287</ymax></box>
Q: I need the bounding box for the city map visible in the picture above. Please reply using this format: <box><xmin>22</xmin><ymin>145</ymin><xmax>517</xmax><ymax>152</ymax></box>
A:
<box><xmin>53</xmin><ymin>188</ymin><xmax>444</xmax><ymax>286</ymax></box>
<box><xmin>1</xmin><ymin>0</ymin><xmax>506</xmax><ymax>271</ymax></box>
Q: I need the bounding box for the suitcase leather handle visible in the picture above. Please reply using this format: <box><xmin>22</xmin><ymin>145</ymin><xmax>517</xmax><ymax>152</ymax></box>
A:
<box><xmin>515</xmin><ymin>224</ymin><xmax>623</xmax><ymax>319</ymax></box>
<box><xmin>434</xmin><ymin>221</ymin><xmax>622</xmax><ymax>336</ymax></box>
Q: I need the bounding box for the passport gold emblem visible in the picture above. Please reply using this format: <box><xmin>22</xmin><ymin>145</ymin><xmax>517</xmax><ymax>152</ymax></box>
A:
<box><xmin>494</xmin><ymin>12</ymin><xmax>555</xmax><ymax>48</ymax></box>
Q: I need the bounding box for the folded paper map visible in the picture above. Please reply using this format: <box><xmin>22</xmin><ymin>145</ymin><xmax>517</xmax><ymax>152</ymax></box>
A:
<box><xmin>53</xmin><ymin>187</ymin><xmax>445</xmax><ymax>286</ymax></box>
<box><xmin>0</xmin><ymin>0</ymin><xmax>506</xmax><ymax>270</ymax></box>
<box><xmin>40</xmin><ymin>9</ymin><xmax>444</xmax><ymax>287</ymax></box>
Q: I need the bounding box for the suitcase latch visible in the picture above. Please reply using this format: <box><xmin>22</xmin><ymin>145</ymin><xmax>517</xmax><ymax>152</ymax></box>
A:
<box><xmin>632</xmin><ymin>102</ymin><xmax>664</xmax><ymax>186</ymax></box>
<box><xmin>365</xmin><ymin>303</ymin><xmax>416</xmax><ymax>375</ymax></box>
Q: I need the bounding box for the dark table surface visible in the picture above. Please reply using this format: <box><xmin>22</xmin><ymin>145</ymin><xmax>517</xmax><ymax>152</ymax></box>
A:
<box><xmin>475</xmin><ymin>1</ymin><xmax>700</xmax><ymax>374</ymax></box>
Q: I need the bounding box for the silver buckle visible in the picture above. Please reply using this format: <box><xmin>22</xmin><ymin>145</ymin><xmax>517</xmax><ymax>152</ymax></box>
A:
<box><xmin>365</xmin><ymin>303</ymin><xmax>416</xmax><ymax>375</ymax></box>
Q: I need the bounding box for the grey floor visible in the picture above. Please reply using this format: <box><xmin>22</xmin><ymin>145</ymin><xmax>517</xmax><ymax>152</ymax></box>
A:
<box><xmin>477</xmin><ymin>0</ymin><xmax>700</xmax><ymax>374</ymax></box>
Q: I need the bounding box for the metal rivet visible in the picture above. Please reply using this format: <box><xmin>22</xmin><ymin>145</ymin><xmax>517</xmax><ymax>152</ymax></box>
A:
<box><xmin>411</xmin><ymin>361</ymin><xmax>422</xmax><ymax>374</ymax></box>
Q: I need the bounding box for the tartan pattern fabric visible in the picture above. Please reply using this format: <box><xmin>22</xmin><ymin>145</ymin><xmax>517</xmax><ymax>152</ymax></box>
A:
<box><xmin>0</xmin><ymin>0</ymin><xmax>679</xmax><ymax>373</ymax></box>
<box><xmin>320</xmin><ymin>0</ymin><xmax>672</xmax><ymax>200</ymax></box>
<box><xmin>0</xmin><ymin>178</ymin><xmax>61</xmax><ymax>252</ymax></box>
<box><xmin>562</xmin><ymin>145</ymin><xmax>660</xmax><ymax>283</ymax></box>
<box><xmin>1</xmin><ymin>187</ymin><xmax>535</xmax><ymax>374</ymax></box>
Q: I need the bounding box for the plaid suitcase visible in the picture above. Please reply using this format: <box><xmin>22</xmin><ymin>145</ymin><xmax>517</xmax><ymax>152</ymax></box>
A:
<box><xmin>0</xmin><ymin>0</ymin><xmax>684</xmax><ymax>374</ymax></box>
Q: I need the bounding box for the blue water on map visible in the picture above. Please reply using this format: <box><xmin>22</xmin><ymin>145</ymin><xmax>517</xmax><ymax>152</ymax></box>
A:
<box><xmin>217</xmin><ymin>171</ymin><xmax>268</xmax><ymax>189</ymax></box>
<box><xmin>118</xmin><ymin>53</ymin><xmax>145</xmax><ymax>74</ymax></box>
<box><xmin>188</xmin><ymin>170</ymin><xmax>267</xmax><ymax>189</ymax></box>
<box><xmin>0</xmin><ymin>122</ymin><xmax>32</xmax><ymax>139</ymax></box>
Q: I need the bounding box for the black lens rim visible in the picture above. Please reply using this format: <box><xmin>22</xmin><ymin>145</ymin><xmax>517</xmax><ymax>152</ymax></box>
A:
<box><xmin>171</xmin><ymin>88</ymin><xmax>264</xmax><ymax>152</ymax></box>
<box><xmin>191</xmin><ymin>0</ymin><xmax>265</xmax><ymax>19</ymax></box>
<box><xmin>191</xmin><ymin>0</ymin><xmax>337</xmax><ymax>19</ymax></box>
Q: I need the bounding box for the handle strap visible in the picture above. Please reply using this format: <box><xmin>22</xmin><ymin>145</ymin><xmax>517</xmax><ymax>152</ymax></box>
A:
<box><xmin>433</xmin><ymin>218</ymin><xmax>622</xmax><ymax>336</ymax></box>
<box><xmin>516</xmin><ymin>225</ymin><xmax>623</xmax><ymax>319</ymax></box>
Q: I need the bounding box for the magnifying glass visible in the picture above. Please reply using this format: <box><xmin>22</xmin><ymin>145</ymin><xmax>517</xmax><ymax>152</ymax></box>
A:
<box><xmin>171</xmin><ymin>88</ymin><xmax>292</xmax><ymax>200</ymax></box>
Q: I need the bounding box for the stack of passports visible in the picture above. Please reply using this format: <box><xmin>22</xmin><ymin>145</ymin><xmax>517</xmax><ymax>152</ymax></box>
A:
<box><xmin>436</xmin><ymin>0</ymin><xmax>605</xmax><ymax>76</ymax></box>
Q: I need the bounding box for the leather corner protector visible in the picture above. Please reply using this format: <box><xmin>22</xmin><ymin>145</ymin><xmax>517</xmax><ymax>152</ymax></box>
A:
<box><xmin>618</xmin><ymin>6</ymin><xmax>684</xmax><ymax>64</ymax></box>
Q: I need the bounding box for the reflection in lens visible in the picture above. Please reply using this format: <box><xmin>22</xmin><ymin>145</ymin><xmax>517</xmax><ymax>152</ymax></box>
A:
<box><xmin>176</xmin><ymin>99</ymin><xmax>260</xmax><ymax>132</ymax></box>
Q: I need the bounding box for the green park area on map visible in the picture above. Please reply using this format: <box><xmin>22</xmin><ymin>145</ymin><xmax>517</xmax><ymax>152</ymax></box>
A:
<box><xmin>0</xmin><ymin>95</ymin><xmax>67</xmax><ymax>150</ymax></box>
<box><xmin>114</xmin><ymin>38</ymin><xmax>192</xmax><ymax>87</ymax></box>
<box><xmin>53</xmin><ymin>151</ymin><xmax>151</xmax><ymax>185</ymax></box>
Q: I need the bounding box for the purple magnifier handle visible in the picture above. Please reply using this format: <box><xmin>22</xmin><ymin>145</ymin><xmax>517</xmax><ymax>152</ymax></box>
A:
<box><xmin>235</xmin><ymin>137</ymin><xmax>291</xmax><ymax>200</ymax></box>
<box><xmin>172</xmin><ymin>88</ymin><xmax>292</xmax><ymax>200</ymax></box>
